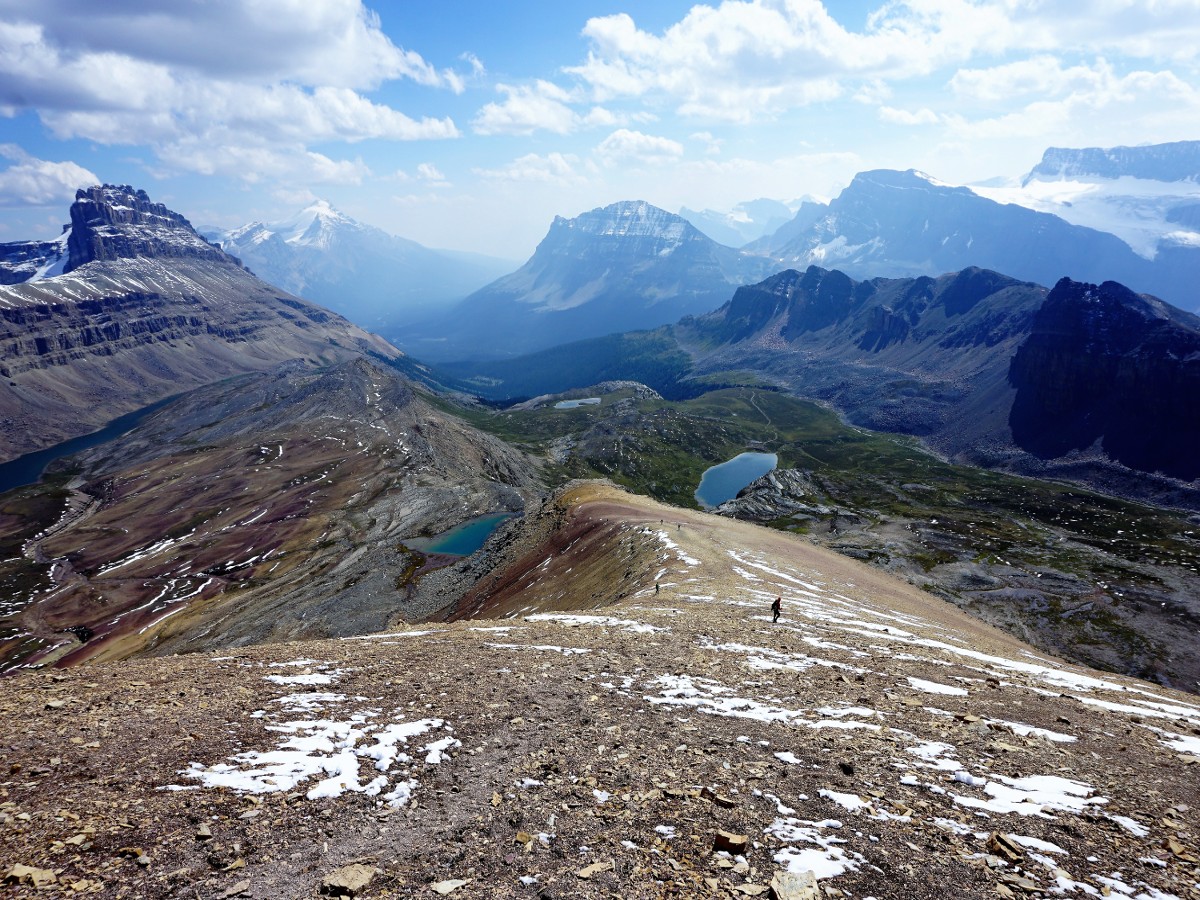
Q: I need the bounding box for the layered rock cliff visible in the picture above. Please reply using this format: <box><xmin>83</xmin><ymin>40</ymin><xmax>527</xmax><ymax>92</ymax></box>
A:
<box><xmin>0</xmin><ymin>185</ymin><xmax>401</xmax><ymax>462</ymax></box>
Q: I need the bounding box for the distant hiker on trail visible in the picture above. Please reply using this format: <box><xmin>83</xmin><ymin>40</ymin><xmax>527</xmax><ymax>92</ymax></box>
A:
<box><xmin>771</xmin><ymin>596</ymin><xmax>782</xmax><ymax>624</ymax></box>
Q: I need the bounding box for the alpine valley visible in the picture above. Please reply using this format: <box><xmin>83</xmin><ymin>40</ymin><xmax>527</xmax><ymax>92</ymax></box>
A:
<box><xmin>2</xmin><ymin>145</ymin><xmax>1200</xmax><ymax>900</ymax></box>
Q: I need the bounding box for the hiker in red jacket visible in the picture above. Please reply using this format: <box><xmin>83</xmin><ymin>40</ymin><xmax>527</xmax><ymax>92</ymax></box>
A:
<box><xmin>771</xmin><ymin>596</ymin><xmax>782</xmax><ymax>624</ymax></box>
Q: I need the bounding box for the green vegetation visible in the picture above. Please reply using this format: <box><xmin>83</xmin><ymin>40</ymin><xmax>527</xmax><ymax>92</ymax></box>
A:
<box><xmin>436</xmin><ymin>329</ymin><xmax>696</xmax><ymax>401</ymax></box>
<box><xmin>445</xmin><ymin>384</ymin><xmax>1200</xmax><ymax>683</ymax></box>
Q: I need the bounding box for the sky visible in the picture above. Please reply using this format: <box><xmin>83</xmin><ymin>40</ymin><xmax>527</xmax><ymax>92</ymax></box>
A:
<box><xmin>1</xmin><ymin>0</ymin><xmax>1198</xmax><ymax>260</ymax></box>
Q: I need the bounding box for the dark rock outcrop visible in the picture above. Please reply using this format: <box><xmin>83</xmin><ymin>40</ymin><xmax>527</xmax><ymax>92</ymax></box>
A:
<box><xmin>65</xmin><ymin>184</ymin><xmax>229</xmax><ymax>271</ymax></box>
<box><xmin>0</xmin><ymin>239</ymin><xmax>67</xmax><ymax>284</ymax></box>
<box><xmin>1009</xmin><ymin>278</ymin><xmax>1200</xmax><ymax>480</ymax></box>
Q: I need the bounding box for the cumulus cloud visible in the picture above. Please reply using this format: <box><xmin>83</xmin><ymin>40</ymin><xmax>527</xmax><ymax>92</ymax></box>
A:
<box><xmin>0</xmin><ymin>0</ymin><xmax>465</xmax><ymax>92</ymax></box>
<box><xmin>474</xmin><ymin>152</ymin><xmax>584</xmax><ymax>185</ymax></box>
<box><xmin>878</xmin><ymin>106</ymin><xmax>940</xmax><ymax>126</ymax></box>
<box><xmin>472</xmin><ymin>80</ymin><xmax>579</xmax><ymax>135</ymax></box>
<box><xmin>470</xmin><ymin>79</ymin><xmax>633</xmax><ymax>136</ymax></box>
<box><xmin>595</xmin><ymin>129</ymin><xmax>684</xmax><ymax>167</ymax></box>
<box><xmin>0</xmin><ymin>2</ymin><xmax>461</xmax><ymax>184</ymax></box>
<box><xmin>947</xmin><ymin>64</ymin><xmax>1200</xmax><ymax>141</ymax></box>
<box><xmin>417</xmin><ymin>162</ymin><xmax>448</xmax><ymax>184</ymax></box>
<box><xmin>564</xmin><ymin>0</ymin><xmax>1200</xmax><ymax>122</ymax></box>
<box><xmin>0</xmin><ymin>145</ymin><xmax>97</xmax><ymax>207</ymax></box>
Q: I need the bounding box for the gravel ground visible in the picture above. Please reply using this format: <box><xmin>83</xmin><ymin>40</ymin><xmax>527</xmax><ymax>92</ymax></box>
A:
<box><xmin>2</xmin><ymin>483</ymin><xmax>1198</xmax><ymax>899</ymax></box>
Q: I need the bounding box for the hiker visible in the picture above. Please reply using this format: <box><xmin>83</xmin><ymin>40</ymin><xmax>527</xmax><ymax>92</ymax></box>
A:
<box><xmin>655</xmin><ymin>582</ymin><xmax>660</xmax><ymax>594</ymax></box>
<box><xmin>771</xmin><ymin>596</ymin><xmax>782</xmax><ymax>624</ymax></box>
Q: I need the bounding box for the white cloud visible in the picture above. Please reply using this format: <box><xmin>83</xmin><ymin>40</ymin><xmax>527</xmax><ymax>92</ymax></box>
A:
<box><xmin>878</xmin><ymin>106</ymin><xmax>940</xmax><ymax>126</ymax></box>
<box><xmin>474</xmin><ymin>152</ymin><xmax>584</xmax><ymax>185</ymax></box>
<box><xmin>0</xmin><ymin>0</ymin><xmax>466</xmax><ymax>92</ymax></box>
<box><xmin>564</xmin><ymin>1</ymin><xmax>1200</xmax><ymax>122</ymax></box>
<box><xmin>417</xmin><ymin>162</ymin><xmax>448</xmax><ymax>184</ymax></box>
<box><xmin>595</xmin><ymin>129</ymin><xmax>684</xmax><ymax>167</ymax></box>
<box><xmin>948</xmin><ymin>62</ymin><xmax>1200</xmax><ymax>141</ymax></box>
<box><xmin>0</xmin><ymin>3</ymin><xmax>460</xmax><ymax>185</ymax></box>
<box><xmin>0</xmin><ymin>145</ymin><xmax>97</xmax><ymax>207</ymax></box>
<box><xmin>472</xmin><ymin>80</ymin><xmax>580</xmax><ymax>135</ymax></box>
<box><xmin>951</xmin><ymin>56</ymin><xmax>1109</xmax><ymax>104</ymax></box>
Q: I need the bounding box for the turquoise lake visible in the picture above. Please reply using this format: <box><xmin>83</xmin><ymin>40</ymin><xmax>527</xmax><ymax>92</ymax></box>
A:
<box><xmin>407</xmin><ymin>512</ymin><xmax>516</xmax><ymax>556</ymax></box>
<box><xmin>554</xmin><ymin>398</ymin><xmax>601</xmax><ymax>409</ymax></box>
<box><xmin>694</xmin><ymin>452</ymin><xmax>778</xmax><ymax>508</ymax></box>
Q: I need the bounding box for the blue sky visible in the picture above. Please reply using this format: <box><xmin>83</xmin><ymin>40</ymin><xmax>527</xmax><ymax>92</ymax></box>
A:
<box><xmin>1</xmin><ymin>0</ymin><xmax>1198</xmax><ymax>258</ymax></box>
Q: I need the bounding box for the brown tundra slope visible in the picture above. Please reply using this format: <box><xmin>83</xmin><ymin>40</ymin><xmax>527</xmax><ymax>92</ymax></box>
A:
<box><xmin>1</xmin><ymin>482</ymin><xmax>1198</xmax><ymax>899</ymax></box>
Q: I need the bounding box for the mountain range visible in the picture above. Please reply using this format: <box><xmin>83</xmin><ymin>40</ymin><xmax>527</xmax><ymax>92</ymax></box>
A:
<box><xmin>0</xmin><ymin>168</ymin><xmax>1198</xmax><ymax>900</ymax></box>
<box><xmin>446</xmin><ymin>263</ymin><xmax>1200</xmax><ymax>507</ymax></box>
<box><xmin>400</xmin><ymin>200</ymin><xmax>779</xmax><ymax>362</ymax></box>
<box><xmin>0</xmin><ymin>185</ymin><xmax>400</xmax><ymax>461</ymax></box>
<box><xmin>744</xmin><ymin>168</ymin><xmax>1199</xmax><ymax>313</ymax></box>
<box><xmin>209</xmin><ymin>201</ymin><xmax>514</xmax><ymax>338</ymax></box>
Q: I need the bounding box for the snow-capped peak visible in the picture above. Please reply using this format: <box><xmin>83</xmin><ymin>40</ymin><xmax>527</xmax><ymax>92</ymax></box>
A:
<box><xmin>274</xmin><ymin>200</ymin><xmax>360</xmax><ymax>248</ymax></box>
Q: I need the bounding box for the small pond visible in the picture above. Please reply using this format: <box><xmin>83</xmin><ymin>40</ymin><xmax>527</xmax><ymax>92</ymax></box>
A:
<box><xmin>554</xmin><ymin>397</ymin><xmax>601</xmax><ymax>409</ymax></box>
<box><xmin>694</xmin><ymin>452</ymin><xmax>778</xmax><ymax>508</ymax></box>
<box><xmin>406</xmin><ymin>512</ymin><xmax>516</xmax><ymax>556</ymax></box>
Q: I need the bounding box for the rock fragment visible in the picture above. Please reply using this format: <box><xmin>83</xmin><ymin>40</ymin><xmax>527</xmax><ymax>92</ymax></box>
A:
<box><xmin>576</xmin><ymin>861</ymin><xmax>614</xmax><ymax>879</ymax></box>
<box><xmin>770</xmin><ymin>870</ymin><xmax>819</xmax><ymax>900</ymax></box>
<box><xmin>321</xmin><ymin>864</ymin><xmax>377</xmax><ymax>897</ymax></box>
<box><xmin>715</xmin><ymin>830</ymin><xmax>750</xmax><ymax>854</ymax></box>
<box><xmin>4</xmin><ymin>865</ymin><xmax>58</xmax><ymax>888</ymax></box>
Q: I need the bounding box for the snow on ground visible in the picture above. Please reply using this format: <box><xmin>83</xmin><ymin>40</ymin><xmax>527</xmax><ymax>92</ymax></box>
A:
<box><xmin>524</xmin><ymin>613</ymin><xmax>666</xmax><ymax>634</ymax></box>
<box><xmin>906</xmin><ymin>676</ymin><xmax>968</xmax><ymax>696</ymax></box>
<box><xmin>170</xmin><ymin>661</ymin><xmax>456</xmax><ymax>806</ymax></box>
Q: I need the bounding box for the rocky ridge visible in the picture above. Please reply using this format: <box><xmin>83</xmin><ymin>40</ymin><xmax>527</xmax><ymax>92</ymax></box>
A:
<box><xmin>1</xmin><ymin>481</ymin><xmax>1197</xmax><ymax>899</ymax></box>
<box><xmin>680</xmin><ymin>266</ymin><xmax>1200</xmax><ymax>505</ymax></box>
<box><xmin>0</xmin><ymin>359</ymin><xmax>541</xmax><ymax>672</ymax></box>
<box><xmin>1026</xmin><ymin>142</ymin><xmax>1200</xmax><ymax>184</ymax></box>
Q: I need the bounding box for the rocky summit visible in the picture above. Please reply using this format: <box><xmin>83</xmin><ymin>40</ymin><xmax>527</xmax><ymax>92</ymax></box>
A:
<box><xmin>0</xmin><ymin>185</ymin><xmax>400</xmax><ymax>462</ymax></box>
<box><xmin>1</xmin><ymin>482</ymin><xmax>1197</xmax><ymax>899</ymax></box>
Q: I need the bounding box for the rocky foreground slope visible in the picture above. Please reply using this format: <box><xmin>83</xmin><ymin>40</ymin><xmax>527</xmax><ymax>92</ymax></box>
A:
<box><xmin>2</xmin><ymin>482</ymin><xmax>1197</xmax><ymax>899</ymax></box>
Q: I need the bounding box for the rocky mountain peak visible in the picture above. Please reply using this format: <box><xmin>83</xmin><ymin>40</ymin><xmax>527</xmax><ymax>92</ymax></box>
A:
<box><xmin>65</xmin><ymin>183</ymin><xmax>232</xmax><ymax>273</ymax></box>
<box><xmin>275</xmin><ymin>199</ymin><xmax>362</xmax><ymax>247</ymax></box>
<box><xmin>847</xmin><ymin>168</ymin><xmax>971</xmax><ymax>197</ymax></box>
<box><xmin>564</xmin><ymin>200</ymin><xmax>693</xmax><ymax>244</ymax></box>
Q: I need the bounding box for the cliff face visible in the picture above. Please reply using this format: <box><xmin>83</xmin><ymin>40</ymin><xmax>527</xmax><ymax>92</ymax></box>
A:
<box><xmin>0</xmin><ymin>239</ymin><xmax>68</xmax><ymax>284</ymax></box>
<box><xmin>1009</xmin><ymin>278</ymin><xmax>1200</xmax><ymax>480</ymax></box>
<box><xmin>64</xmin><ymin>184</ymin><xmax>229</xmax><ymax>271</ymax></box>
<box><xmin>0</xmin><ymin>185</ymin><xmax>401</xmax><ymax>462</ymax></box>
<box><xmin>1027</xmin><ymin>141</ymin><xmax>1200</xmax><ymax>183</ymax></box>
